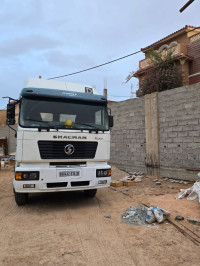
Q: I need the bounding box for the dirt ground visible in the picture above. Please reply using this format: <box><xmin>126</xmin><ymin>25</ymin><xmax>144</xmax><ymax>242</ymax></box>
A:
<box><xmin>0</xmin><ymin>166</ymin><xmax>200</xmax><ymax>266</ymax></box>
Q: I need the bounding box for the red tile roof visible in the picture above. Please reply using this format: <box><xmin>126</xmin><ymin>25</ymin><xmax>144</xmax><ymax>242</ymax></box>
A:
<box><xmin>141</xmin><ymin>25</ymin><xmax>198</xmax><ymax>52</ymax></box>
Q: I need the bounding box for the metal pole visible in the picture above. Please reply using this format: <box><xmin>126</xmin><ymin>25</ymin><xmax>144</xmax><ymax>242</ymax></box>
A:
<box><xmin>180</xmin><ymin>0</ymin><xmax>195</xmax><ymax>12</ymax></box>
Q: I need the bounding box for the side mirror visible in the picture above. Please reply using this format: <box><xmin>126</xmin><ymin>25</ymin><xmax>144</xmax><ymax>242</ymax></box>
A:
<box><xmin>6</xmin><ymin>103</ymin><xmax>16</xmax><ymax>125</ymax></box>
<box><xmin>108</xmin><ymin>115</ymin><xmax>114</xmax><ymax>128</ymax></box>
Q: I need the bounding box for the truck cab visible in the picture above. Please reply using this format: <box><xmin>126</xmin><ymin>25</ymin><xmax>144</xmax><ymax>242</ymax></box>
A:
<box><xmin>6</xmin><ymin>78</ymin><xmax>113</xmax><ymax>205</ymax></box>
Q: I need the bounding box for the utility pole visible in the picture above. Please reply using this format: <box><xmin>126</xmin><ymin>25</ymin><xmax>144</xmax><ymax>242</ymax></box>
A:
<box><xmin>130</xmin><ymin>84</ymin><xmax>134</xmax><ymax>98</ymax></box>
<box><xmin>103</xmin><ymin>78</ymin><xmax>107</xmax><ymax>99</ymax></box>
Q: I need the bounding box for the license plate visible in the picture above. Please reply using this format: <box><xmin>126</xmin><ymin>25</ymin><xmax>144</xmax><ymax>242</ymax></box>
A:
<box><xmin>59</xmin><ymin>171</ymin><xmax>80</xmax><ymax>177</ymax></box>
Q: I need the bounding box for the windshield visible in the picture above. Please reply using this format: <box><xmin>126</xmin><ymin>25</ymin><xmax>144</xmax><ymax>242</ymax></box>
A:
<box><xmin>19</xmin><ymin>97</ymin><xmax>109</xmax><ymax>131</ymax></box>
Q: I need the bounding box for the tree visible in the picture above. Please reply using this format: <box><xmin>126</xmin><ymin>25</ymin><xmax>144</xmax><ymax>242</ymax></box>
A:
<box><xmin>127</xmin><ymin>50</ymin><xmax>183</xmax><ymax>97</ymax></box>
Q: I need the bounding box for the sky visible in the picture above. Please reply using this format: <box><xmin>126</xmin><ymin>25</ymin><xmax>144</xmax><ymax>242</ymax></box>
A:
<box><xmin>0</xmin><ymin>0</ymin><xmax>199</xmax><ymax>109</ymax></box>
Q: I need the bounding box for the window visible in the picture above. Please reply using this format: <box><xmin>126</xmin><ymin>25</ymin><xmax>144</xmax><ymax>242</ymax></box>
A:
<box><xmin>19</xmin><ymin>97</ymin><xmax>109</xmax><ymax>131</ymax></box>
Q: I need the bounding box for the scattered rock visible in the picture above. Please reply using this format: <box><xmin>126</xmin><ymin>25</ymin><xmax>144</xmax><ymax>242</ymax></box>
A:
<box><xmin>188</xmin><ymin>218</ymin><xmax>200</xmax><ymax>226</ymax></box>
<box><xmin>169</xmin><ymin>179</ymin><xmax>175</xmax><ymax>183</ymax></box>
<box><xmin>153</xmin><ymin>179</ymin><xmax>158</xmax><ymax>182</ymax></box>
<box><xmin>175</xmin><ymin>215</ymin><xmax>184</xmax><ymax>221</ymax></box>
<box><xmin>104</xmin><ymin>215</ymin><xmax>111</xmax><ymax>219</ymax></box>
<box><xmin>168</xmin><ymin>185</ymin><xmax>174</xmax><ymax>189</ymax></box>
<box><xmin>156</xmin><ymin>181</ymin><xmax>162</xmax><ymax>185</ymax></box>
<box><xmin>134</xmin><ymin>177</ymin><xmax>142</xmax><ymax>183</ymax></box>
<box><xmin>164</xmin><ymin>178</ymin><xmax>169</xmax><ymax>181</ymax></box>
<box><xmin>128</xmin><ymin>172</ymin><xmax>135</xmax><ymax>175</ymax></box>
<box><xmin>183</xmin><ymin>181</ymin><xmax>188</xmax><ymax>185</ymax></box>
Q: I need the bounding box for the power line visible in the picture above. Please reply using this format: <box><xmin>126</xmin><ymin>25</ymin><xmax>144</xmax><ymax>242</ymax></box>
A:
<box><xmin>108</xmin><ymin>95</ymin><xmax>131</xmax><ymax>98</ymax></box>
<box><xmin>48</xmin><ymin>50</ymin><xmax>141</xmax><ymax>80</ymax></box>
<box><xmin>47</xmin><ymin>26</ymin><xmax>200</xmax><ymax>80</ymax></box>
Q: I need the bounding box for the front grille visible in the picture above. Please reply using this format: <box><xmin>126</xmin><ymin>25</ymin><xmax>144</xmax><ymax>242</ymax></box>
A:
<box><xmin>47</xmin><ymin>182</ymin><xmax>68</xmax><ymax>188</ymax></box>
<box><xmin>38</xmin><ymin>141</ymin><xmax>98</xmax><ymax>159</ymax></box>
<box><xmin>50</xmin><ymin>162</ymin><xmax>86</xmax><ymax>167</ymax></box>
<box><xmin>71</xmin><ymin>181</ymin><xmax>90</xmax><ymax>187</ymax></box>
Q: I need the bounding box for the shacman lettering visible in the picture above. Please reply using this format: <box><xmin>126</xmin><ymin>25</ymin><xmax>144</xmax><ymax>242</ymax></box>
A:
<box><xmin>53</xmin><ymin>135</ymin><xmax>87</xmax><ymax>139</ymax></box>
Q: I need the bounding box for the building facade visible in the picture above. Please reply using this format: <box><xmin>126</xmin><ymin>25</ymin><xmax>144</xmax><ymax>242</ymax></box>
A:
<box><xmin>134</xmin><ymin>25</ymin><xmax>200</xmax><ymax>89</ymax></box>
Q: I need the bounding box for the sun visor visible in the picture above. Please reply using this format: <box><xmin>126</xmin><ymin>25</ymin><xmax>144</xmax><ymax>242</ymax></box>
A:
<box><xmin>20</xmin><ymin>87</ymin><xmax>107</xmax><ymax>104</ymax></box>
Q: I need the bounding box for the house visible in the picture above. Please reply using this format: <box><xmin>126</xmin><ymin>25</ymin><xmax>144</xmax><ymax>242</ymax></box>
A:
<box><xmin>134</xmin><ymin>25</ymin><xmax>200</xmax><ymax>88</ymax></box>
<box><xmin>0</xmin><ymin>104</ymin><xmax>19</xmax><ymax>155</ymax></box>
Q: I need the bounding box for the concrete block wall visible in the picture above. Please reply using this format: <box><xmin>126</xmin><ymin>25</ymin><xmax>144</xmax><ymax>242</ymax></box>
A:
<box><xmin>109</xmin><ymin>83</ymin><xmax>200</xmax><ymax>178</ymax></box>
<box><xmin>0</xmin><ymin>125</ymin><xmax>17</xmax><ymax>154</ymax></box>
<box><xmin>159</xmin><ymin>83</ymin><xmax>200</xmax><ymax>169</ymax></box>
<box><xmin>109</xmin><ymin>97</ymin><xmax>146</xmax><ymax>170</ymax></box>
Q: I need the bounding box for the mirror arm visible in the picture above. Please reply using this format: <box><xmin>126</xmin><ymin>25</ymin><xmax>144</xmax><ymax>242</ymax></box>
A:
<box><xmin>2</xmin><ymin>96</ymin><xmax>20</xmax><ymax>105</ymax></box>
<box><xmin>8</xmin><ymin>125</ymin><xmax>17</xmax><ymax>138</ymax></box>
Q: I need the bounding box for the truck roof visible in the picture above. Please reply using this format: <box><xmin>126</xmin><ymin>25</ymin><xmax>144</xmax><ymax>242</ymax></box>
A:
<box><xmin>21</xmin><ymin>78</ymin><xmax>107</xmax><ymax>104</ymax></box>
<box><xmin>23</xmin><ymin>78</ymin><xmax>99</xmax><ymax>95</ymax></box>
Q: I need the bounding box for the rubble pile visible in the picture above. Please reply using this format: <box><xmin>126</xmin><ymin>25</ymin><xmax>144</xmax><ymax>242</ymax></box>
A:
<box><xmin>111</xmin><ymin>172</ymin><xmax>146</xmax><ymax>187</ymax></box>
<box><xmin>122</xmin><ymin>205</ymin><xmax>171</xmax><ymax>226</ymax></box>
<box><xmin>122</xmin><ymin>205</ymin><xmax>148</xmax><ymax>225</ymax></box>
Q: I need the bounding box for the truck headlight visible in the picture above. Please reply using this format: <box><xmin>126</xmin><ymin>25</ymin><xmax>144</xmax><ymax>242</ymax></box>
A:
<box><xmin>96</xmin><ymin>169</ymin><xmax>111</xmax><ymax>178</ymax></box>
<box><xmin>15</xmin><ymin>172</ymin><xmax>39</xmax><ymax>181</ymax></box>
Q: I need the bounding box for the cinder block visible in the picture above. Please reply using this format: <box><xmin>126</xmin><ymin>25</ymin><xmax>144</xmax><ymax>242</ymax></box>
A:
<box><xmin>110</xmin><ymin>180</ymin><xmax>123</xmax><ymax>187</ymax></box>
<box><xmin>123</xmin><ymin>180</ymin><xmax>135</xmax><ymax>186</ymax></box>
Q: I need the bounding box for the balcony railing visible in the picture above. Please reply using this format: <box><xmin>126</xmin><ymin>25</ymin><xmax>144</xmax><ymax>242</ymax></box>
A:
<box><xmin>139</xmin><ymin>44</ymin><xmax>187</xmax><ymax>69</ymax></box>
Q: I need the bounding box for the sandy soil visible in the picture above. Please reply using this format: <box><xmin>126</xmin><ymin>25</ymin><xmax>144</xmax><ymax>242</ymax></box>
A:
<box><xmin>0</xmin><ymin>166</ymin><xmax>200</xmax><ymax>266</ymax></box>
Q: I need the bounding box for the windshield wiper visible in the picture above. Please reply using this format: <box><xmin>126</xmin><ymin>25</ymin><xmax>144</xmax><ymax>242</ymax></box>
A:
<box><xmin>25</xmin><ymin>118</ymin><xmax>60</xmax><ymax>131</ymax></box>
<box><xmin>74</xmin><ymin>122</ymin><xmax>102</xmax><ymax>132</ymax></box>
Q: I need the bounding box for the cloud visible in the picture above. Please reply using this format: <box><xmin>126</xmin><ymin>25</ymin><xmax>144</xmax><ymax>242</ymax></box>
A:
<box><xmin>0</xmin><ymin>35</ymin><xmax>62</xmax><ymax>58</ymax></box>
<box><xmin>44</xmin><ymin>50</ymin><xmax>95</xmax><ymax>69</ymax></box>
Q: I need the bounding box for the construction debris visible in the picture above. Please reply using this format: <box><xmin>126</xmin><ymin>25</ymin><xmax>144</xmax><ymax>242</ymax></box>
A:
<box><xmin>122</xmin><ymin>205</ymin><xmax>170</xmax><ymax>226</ymax></box>
<box><xmin>122</xmin><ymin>205</ymin><xmax>148</xmax><ymax>225</ymax></box>
<box><xmin>156</xmin><ymin>181</ymin><xmax>162</xmax><ymax>185</ymax></box>
<box><xmin>110</xmin><ymin>180</ymin><xmax>123</xmax><ymax>187</ymax></box>
<box><xmin>104</xmin><ymin>215</ymin><xmax>111</xmax><ymax>219</ymax></box>
<box><xmin>146</xmin><ymin>206</ymin><xmax>170</xmax><ymax>224</ymax></box>
<box><xmin>176</xmin><ymin>182</ymin><xmax>200</xmax><ymax>203</ymax></box>
<box><xmin>175</xmin><ymin>215</ymin><xmax>184</xmax><ymax>221</ymax></box>
<box><xmin>188</xmin><ymin>218</ymin><xmax>200</xmax><ymax>226</ymax></box>
<box><xmin>110</xmin><ymin>172</ymin><xmax>146</xmax><ymax>187</ymax></box>
<box><xmin>123</xmin><ymin>180</ymin><xmax>135</xmax><ymax>187</ymax></box>
<box><xmin>134</xmin><ymin>176</ymin><xmax>142</xmax><ymax>183</ymax></box>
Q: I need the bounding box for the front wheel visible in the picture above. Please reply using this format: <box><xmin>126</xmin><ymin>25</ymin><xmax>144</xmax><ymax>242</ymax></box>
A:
<box><xmin>84</xmin><ymin>189</ymin><xmax>97</xmax><ymax>198</ymax></box>
<box><xmin>14</xmin><ymin>189</ymin><xmax>28</xmax><ymax>205</ymax></box>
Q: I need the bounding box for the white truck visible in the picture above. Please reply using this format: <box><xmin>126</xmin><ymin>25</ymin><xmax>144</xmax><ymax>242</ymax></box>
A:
<box><xmin>6</xmin><ymin>78</ymin><xmax>113</xmax><ymax>205</ymax></box>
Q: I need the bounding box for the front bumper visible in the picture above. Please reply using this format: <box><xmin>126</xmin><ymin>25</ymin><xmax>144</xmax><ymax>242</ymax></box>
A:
<box><xmin>13</xmin><ymin>164</ymin><xmax>111</xmax><ymax>193</ymax></box>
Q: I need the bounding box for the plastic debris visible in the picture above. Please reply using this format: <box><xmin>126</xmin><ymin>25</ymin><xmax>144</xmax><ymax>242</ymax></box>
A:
<box><xmin>146</xmin><ymin>206</ymin><xmax>170</xmax><ymax>224</ymax></box>
<box><xmin>176</xmin><ymin>182</ymin><xmax>200</xmax><ymax>203</ymax></box>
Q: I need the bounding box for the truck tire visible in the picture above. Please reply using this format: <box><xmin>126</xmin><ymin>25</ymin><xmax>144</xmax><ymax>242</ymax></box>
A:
<box><xmin>84</xmin><ymin>189</ymin><xmax>97</xmax><ymax>198</ymax></box>
<box><xmin>14</xmin><ymin>190</ymin><xmax>28</xmax><ymax>205</ymax></box>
